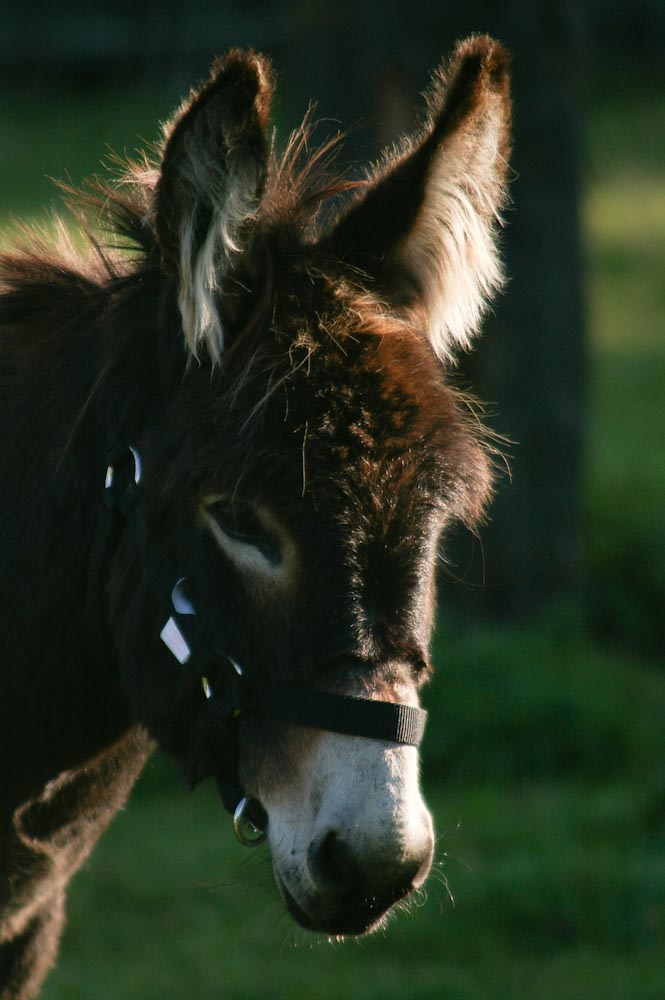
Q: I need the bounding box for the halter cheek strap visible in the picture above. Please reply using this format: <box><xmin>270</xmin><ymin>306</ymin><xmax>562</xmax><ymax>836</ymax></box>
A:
<box><xmin>89</xmin><ymin>440</ymin><xmax>428</xmax><ymax>845</ymax></box>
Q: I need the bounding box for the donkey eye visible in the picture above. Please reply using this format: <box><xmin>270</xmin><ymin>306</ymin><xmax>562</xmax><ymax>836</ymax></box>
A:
<box><xmin>206</xmin><ymin>500</ymin><xmax>282</xmax><ymax>565</ymax></box>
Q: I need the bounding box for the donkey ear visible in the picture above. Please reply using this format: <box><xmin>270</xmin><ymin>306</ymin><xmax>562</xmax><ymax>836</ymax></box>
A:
<box><xmin>327</xmin><ymin>36</ymin><xmax>511</xmax><ymax>362</ymax></box>
<box><xmin>155</xmin><ymin>50</ymin><xmax>273</xmax><ymax>362</ymax></box>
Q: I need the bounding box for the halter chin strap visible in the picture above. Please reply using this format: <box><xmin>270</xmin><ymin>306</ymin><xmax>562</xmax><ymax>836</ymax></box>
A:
<box><xmin>89</xmin><ymin>440</ymin><xmax>427</xmax><ymax>846</ymax></box>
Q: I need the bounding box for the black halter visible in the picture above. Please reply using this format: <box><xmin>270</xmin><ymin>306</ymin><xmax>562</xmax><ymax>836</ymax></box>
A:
<box><xmin>89</xmin><ymin>438</ymin><xmax>427</xmax><ymax>844</ymax></box>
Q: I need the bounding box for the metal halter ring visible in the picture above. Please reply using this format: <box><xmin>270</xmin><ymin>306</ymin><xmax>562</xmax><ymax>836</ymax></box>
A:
<box><xmin>105</xmin><ymin>444</ymin><xmax>142</xmax><ymax>492</ymax></box>
<box><xmin>233</xmin><ymin>797</ymin><xmax>267</xmax><ymax>847</ymax></box>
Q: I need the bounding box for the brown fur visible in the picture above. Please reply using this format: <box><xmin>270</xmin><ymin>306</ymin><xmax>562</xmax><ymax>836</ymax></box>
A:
<box><xmin>0</xmin><ymin>37</ymin><xmax>510</xmax><ymax>997</ymax></box>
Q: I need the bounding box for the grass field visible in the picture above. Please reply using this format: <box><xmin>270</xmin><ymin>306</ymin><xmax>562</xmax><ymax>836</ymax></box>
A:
<box><xmin>1</xmin><ymin>55</ymin><xmax>664</xmax><ymax>1000</ymax></box>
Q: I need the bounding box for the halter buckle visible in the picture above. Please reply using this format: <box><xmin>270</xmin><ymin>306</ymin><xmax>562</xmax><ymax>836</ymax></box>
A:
<box><xmin>104</xmin><ymin>444</ymin><xmax>142</xmax><ymax>513</ymax></box>
<box><xmin>105</xmin><ymin>444</ymin><xmax>142</xmax><ymax>490</ymax></box>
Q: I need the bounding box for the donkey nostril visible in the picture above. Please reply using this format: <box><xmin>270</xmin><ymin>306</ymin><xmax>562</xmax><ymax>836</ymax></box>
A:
<box><xmin>308</xmin><ymin>831</ymin><xmax>363</xmax><ymax>896</ymax></box>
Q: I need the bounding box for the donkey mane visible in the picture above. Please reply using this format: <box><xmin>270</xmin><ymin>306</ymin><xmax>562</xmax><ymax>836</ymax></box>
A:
<box><xmin>0</xmin><ymin>120</ymin><xmax>358</xmax><ymax>292</ymax></box>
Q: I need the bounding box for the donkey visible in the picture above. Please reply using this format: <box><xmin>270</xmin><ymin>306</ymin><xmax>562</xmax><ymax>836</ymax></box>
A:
<box><xmin>0</xmin><ymin>35</ymin><xmax>511</xmax><ymax>998</ymax></box>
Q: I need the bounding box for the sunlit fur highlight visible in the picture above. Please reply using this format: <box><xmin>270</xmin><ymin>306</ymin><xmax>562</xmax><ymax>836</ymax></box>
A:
<box><xmin>174</xmin><ymin>150</ymin><xmax>268</xmax><ymax>362</ymax></box>
<box><xmin>404</xmin><ymin>36</ymin><xmax>510</xmax><ymax>360</ymax></box>
<box><xmin>155</xmin><ymin>50</ymin><xmax>274</xmax><ymax>361</ymax></box>
<box><xmin>334</xmin><ymin>34</ymin><xmax>511</xmax><ymax>363</ymax></box>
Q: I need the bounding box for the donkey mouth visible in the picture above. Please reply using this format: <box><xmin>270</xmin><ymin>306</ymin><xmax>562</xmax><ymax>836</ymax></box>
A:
<box><xmin>275</xmin><ymin>870</ymin><xmax>409</xmax><ymax>937</ymax></box>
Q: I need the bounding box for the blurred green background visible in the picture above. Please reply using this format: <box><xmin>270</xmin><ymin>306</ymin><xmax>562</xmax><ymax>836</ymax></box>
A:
<box><xmin>1</xmin><ymin>2</ymin><xmax>663</xmax><ymax>998</ymax></box>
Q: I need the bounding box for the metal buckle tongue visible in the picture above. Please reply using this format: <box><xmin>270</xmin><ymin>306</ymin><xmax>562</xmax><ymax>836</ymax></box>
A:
<box><xmin>233</xmin><ymin>796</ymin><xmax>268</xmax><ymax>847</ymax></box>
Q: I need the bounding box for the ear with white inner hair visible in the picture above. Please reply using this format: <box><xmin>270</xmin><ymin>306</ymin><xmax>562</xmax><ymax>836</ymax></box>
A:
<box><xmin>155</xmin><ymin>50</ymin><xmax>273</xmax><ymax>363</ymax></box>
<box><xmin>325</xmin><ymin>35</ymin><xmax>512</xmax><ymax>363</ymax></box>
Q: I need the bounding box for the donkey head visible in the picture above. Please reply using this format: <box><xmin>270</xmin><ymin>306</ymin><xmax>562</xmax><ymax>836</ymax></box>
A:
<box><xmin>116</xmin><ymin>37</ymin><xmax>510</xmax><ymax>936</ymax></box>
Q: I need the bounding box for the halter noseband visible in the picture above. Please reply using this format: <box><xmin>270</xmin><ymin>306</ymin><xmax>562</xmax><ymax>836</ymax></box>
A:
<box><xmin>89</xmin><ymin>440</ymin><xmax>427</xmax><ymax>846</ymax></box>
